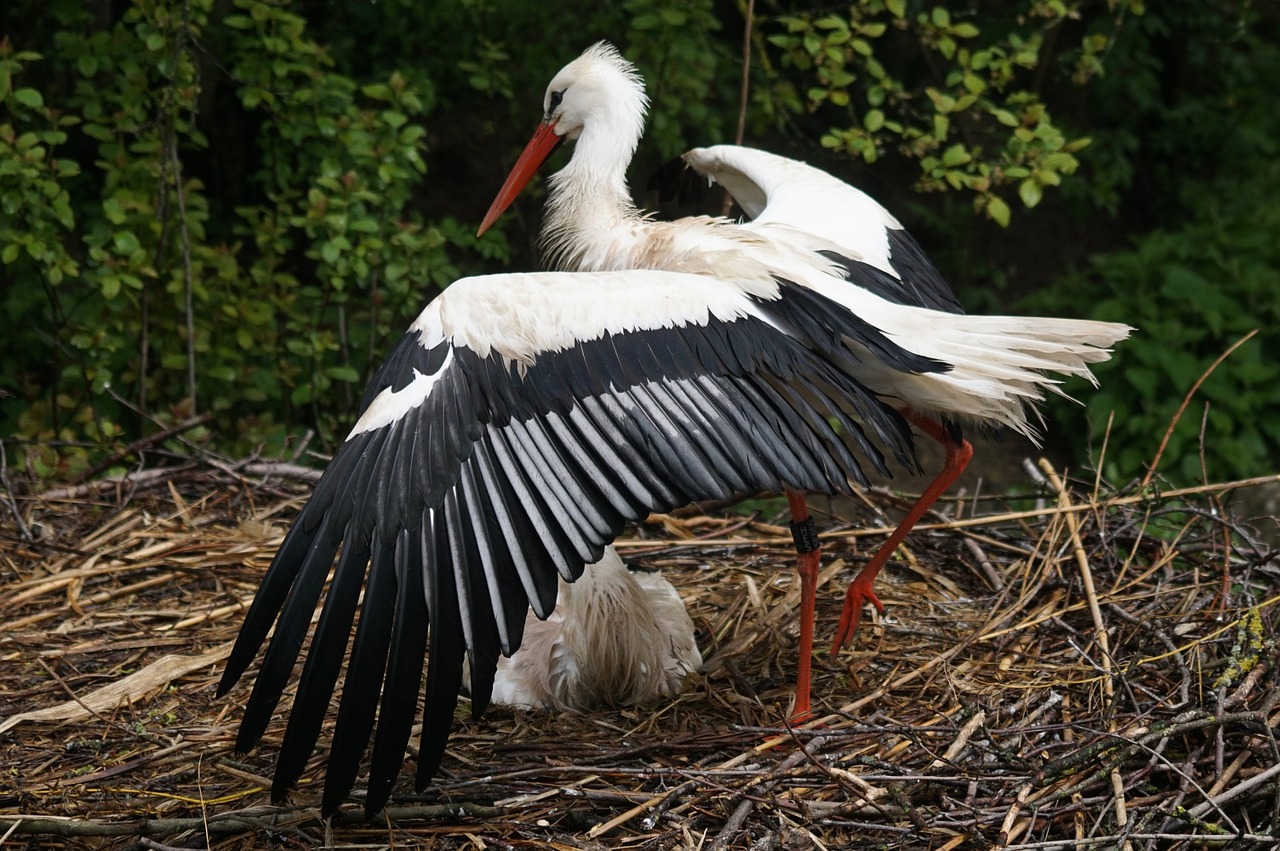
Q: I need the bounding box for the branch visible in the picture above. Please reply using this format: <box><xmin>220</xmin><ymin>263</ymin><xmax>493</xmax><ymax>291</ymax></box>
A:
<box><xmin>0</xmin><ymin>803</ymin><xmax>502</xmax><ymax>839</ymax></box>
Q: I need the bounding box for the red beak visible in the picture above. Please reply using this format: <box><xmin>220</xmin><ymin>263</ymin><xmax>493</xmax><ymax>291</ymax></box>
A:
<box><xmin>477</xmin><ymin>120</ymin><xmax>564</xmax><ymax>237</ymax></box>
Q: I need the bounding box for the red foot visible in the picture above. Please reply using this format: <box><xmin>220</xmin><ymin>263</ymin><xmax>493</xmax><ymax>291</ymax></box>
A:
<box><xmin>831</xmin><ymin>576</ymin><xmax>885</xmax><ymax>653</ymax></box>
<box><xmin>828</xmin><ymin>409</ymin><xmax>973</xmax><ymax>654</ymax></box>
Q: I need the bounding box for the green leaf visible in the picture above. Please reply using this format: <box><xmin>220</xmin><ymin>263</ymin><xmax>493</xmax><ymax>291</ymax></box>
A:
<box><xmin>14</xmin><ymin>87</ymin><xmax>44</xmax><ymax>109</ymax></box>
<box><xmin>986</xmin><ymin>195</ymin><xmax>1011</xmax><ymax>227</ymax></box>
<box><xmin>103</xmin><ymin>196</ymin><xmax>126</xmax><ymax>225</ymax></box>
<box><xmin>325</xmin><ymin>365</ymin><xmax>360</xmax><ymax>382</ymax></box>
<box><xmin>113</xmin><ymin>231</ymin><xmax>141</xmax><ymax>255</ymax></box>
<box><xmin>1018</xmin><ymin>178</ymin><xmax>1043</xmax><ymax>208</ymax></box>
<box><xmin>992</xmin><ymin>109</ymin><xmax>1019</xmax><ymax>127</ymax></box>
<box><xmin>941</xmin><ymin>144</ymin><xmax>971</xmax><ymax>167</ymax></box>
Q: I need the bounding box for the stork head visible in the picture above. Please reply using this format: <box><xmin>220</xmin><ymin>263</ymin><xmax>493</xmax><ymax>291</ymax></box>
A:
<box><xmin>478</xmin><ymin>42</ymin><xmax>648</xmax><ymax>236</ymax></box>
<box><xmin>541</xmin><ymin>41</ymin><xmax>648</xmax><ymax>142</ymax></box>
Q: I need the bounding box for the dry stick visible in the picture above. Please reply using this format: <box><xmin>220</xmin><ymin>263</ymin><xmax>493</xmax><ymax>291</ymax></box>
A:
<box><xmin>72</xmin><ymin>414</ymin><xmax>213</xmax><ymax>484</ymax></box>
<box><xmin>998</xmin><ymin>781</ymin><xmax>1034</xmax><ymax>845</ymax></box>
<box><xmin>933</xmin><ymin>709</ymin><xmax>986</xmax><ymax>768</ymax></box>
<box><xmin>35</xmin><ymin>459</ymin><xmax>321</xmax><ymax>503</ymax></box>
<box><xmin>1000</xmin><ymin>834</ymin><xmax>1276</xmax><ymax>849</ymax></box>
<box><xmin>38</xmin><ymin>468</ymin><xmax>194</xmax><ymax>502</ymax></box>
<box><xmin>0</xmin><ymin>438</ymin><xmax>33</xmax><ymax>540</ymax></box>
<box><xmin>0</xmin><ymin>804</ymin><xmax>501</xmax><ymax>840</ymax></box>
<box><xmin>708</xmin><ymin>736</ymin><xmax>830</xmax><ymax>851</ymax></box>
<box><xmin>734</xmin><ymin>0</ymin><xmax>754</xmax><ymax>146</ymax></box>
<box><xmin>1140</xmin><ymin>328</ymin><xmax>1258</xmax><ymax>490</ymax></box>
<box><xmin>172</xmin><ymin>6</ymin><xmax>198</xmax><ymax>413</ymax></box>
<box><xmin>964</xmin><ymin>537</ymin><xmax>1005</xmax><ymax>591</ymax></box>
<box><xmin>585</xmin><ymin>779</ymin><xmax>692</xmax><ymax>838</ymax></box>
<box><xmin>1038</xmin><ymin>459</ymin><xmax>1132</xmax><ymax>851</ymax></box>
<box><xmin>1182</xmin><ymin>760</ymin><xmax>1280</xmax><ymax>823</ymax></box>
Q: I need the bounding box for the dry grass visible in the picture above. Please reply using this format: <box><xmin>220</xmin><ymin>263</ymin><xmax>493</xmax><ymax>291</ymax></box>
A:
<box><xmin>2</xmin><ymin>459</ymin><xmax>1278</xmax><ymax>850</ymax></box>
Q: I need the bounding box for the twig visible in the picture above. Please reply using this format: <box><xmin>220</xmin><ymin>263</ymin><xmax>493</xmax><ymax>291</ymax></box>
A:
<box><xmin>735</xmin><ymin>0</ymin><xmax>754</xmax><ymax>146</ymax></box>
<box><xmin>0</xmin><ymin>803</ymin><xmax>501</xmax><ymax>839</ymax></box>
<box><xmin>1181</xmin><ymin>760</ymin><xmax>1280</xmax><ymax>822</ymax></box>
<box><xmin>964</xmin><ymin>537</ymin><xmax>1005</xmax><ymax>591</ymax></box>
<box><xmin>708</xmin><ymin>736</ymin><xmax>829</xmax><ymax>850</ymax></box>
<box><xmin>1141</xmin><ymin>329</ymin><xmax>1258</xmax><ymax>489</ymax></box>
<box><xmin>0</xmin><ymin>438</ymin><xmax>33</xmax><ymax>540</ymax></box>
<box><xmin>1036</xmin><ymin>461</ymin><xmax>1132</xmax><ymax>845</ymax></box>
<box><xmin>72</xmin><ymin>414</ymin><xmax>213</xmax><ymax>484</ymax></box>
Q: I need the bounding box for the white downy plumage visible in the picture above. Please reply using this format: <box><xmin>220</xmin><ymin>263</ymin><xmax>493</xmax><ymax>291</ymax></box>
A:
<box><xmin>468</xmin><ymin>545</ymin><xmax>702</xmax><ymax>711</ymax></box>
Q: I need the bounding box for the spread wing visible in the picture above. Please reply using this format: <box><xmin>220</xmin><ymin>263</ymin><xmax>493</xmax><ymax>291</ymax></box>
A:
<box><xmin>218</xmin><ymin>268</ymin><xmax>931</xmax><ymax>816</ymax></box>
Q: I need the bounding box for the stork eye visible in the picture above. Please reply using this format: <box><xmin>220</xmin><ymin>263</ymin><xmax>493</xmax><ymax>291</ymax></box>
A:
<box><xmin>548</xmin><ymin>89</ymin><xmax>565</xmax><ymax>113</ymax></box>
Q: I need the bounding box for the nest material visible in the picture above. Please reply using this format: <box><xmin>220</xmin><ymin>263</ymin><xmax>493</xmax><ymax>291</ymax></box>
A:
<box><xmin>1</xmin><ymin>460</ymin><xmax>1278</xmax><ymax>850</ymax></box>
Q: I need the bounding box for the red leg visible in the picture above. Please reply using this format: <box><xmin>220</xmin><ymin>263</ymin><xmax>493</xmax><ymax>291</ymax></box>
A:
<box><xmin>830</xmin><ymin>411</ymin><xmax>974</xmax><ymax>654</ymax></box>
<box><xmin>785</xmin><ymin>488</ymin><xmax>819</xmax><ymax>722</ymax></box>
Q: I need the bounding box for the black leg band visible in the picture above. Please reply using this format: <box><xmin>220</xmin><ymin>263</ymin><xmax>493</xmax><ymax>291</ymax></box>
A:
<box><xmin>789</xmin><ymin>516</ymin><xmax>820</xmax><ymax>554</ymax></box>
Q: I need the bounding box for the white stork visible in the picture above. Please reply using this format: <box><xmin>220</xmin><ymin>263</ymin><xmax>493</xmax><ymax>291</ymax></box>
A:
<box><xmin>477</xmin><ymin>41</ymin><xmax>1131</xmax><ymax>706</ymax></box>
<box><xmin>219</xmin><ymin>266</ymin><xmax>927</xmax><ymax>816</ymax></box>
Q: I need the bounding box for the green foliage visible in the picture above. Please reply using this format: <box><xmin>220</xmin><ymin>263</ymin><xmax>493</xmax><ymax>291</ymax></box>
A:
<box><xmin>0</xmin><ymin>0</ymin><xmax>744</xmax><ymax>478</ymax></box>
<box><xmin>0</xmin><ymin>43</ymin><xmax>80</xmax><ymax>286</ymax></box>
<box><xmin>0</xmin><ymin>0</ymin><xmax>481</xmax><ymax>475</ymax></box>
<box><xmin>1026</xmin><ymin>5</ymin><xmax>1280</xmax><ymax>484</ymax></box>
<box><xmin>1041</xmin><ymin>168</ymin><xmax>1280</xmax><ymax>484</ymax></box>
<box><xmin>623</xmin><ymin>0</ymin><xmax>730</xmax><ymax>156</ymax></box>
<box><xmin>2</xmin><ymin>0</ymin><xmax>1276</xmax><ymax>489</ymax></box>
<box><xmin>765</xmin><ymin>1</ymin><xmax>1141</xmax><ymax>225</ymax></box>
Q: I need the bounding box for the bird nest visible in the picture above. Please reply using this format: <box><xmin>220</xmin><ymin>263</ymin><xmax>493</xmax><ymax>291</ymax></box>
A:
<box><xmin>2</xmin><ymin>458</ymin><xmax>1278</xmax><ymax>850</ymax></box>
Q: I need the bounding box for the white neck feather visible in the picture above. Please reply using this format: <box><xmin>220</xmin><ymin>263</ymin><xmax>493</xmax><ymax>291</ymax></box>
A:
<box><xmin>541</xmin><ymin>57</ymin><xmax>648</xmax><ymax>272</ymax></box>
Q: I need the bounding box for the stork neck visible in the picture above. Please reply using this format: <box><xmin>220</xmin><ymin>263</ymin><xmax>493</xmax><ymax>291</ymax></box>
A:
<box><xmin>542</xmin><ymin>126</ymin><xmax>643</xmax><ymax>272</ymax></box>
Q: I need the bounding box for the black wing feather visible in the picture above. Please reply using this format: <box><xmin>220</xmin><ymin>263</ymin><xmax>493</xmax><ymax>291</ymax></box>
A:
<box><xmin>271</xmin><ymin>531</ymin><xmax>372</xmax><ymax>797</ymax></box>
<box><xmin>413</xmin><ymin>512</ymin><xmax>465</xmax><ymax>791</ymax></box>
<box><xmin>319</xmin><ymin>528</ymin><xmax>397</xmax><ymax>815</ymax></box>
<box><xmin>818</xmin><ymin>239</ymin><xmax>965</xmax><ymax>314</ymax></box>
<box><xmin>365</xmin><ymin>526</ymin><xmax>429</xmax><ymax>816</ymax></box>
